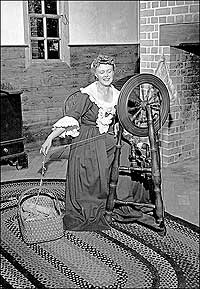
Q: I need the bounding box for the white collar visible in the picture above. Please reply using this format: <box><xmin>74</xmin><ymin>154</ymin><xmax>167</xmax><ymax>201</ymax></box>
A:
<box><xmin>80</xmin><ymin>81</ymin><xmax>120</xmax><ymax>108</ymax></box>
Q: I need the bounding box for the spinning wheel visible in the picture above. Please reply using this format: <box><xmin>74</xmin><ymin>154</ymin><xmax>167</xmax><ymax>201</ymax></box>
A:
<box><xmin>117</xmin><ymin>73</ymin><xmax>170</xmax><ymax>137</ymax></box>
<box><xmin>106</xmin><ymin>74</ymin><xmax>170</xmax><ymax>235</ymax></box>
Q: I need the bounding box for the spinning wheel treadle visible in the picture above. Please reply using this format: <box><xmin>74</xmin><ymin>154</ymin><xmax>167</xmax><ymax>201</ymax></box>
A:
<box><xmin>117</xmin><ymin>73</ymin><xmax>170</xmax><ymax>137</ymax></box>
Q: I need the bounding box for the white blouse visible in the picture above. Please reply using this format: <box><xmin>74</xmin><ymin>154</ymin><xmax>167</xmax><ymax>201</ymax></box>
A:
<box><xmin>52</xmin><ymin>82</ymin><xmax>120</xmax><ymax>137</ymax></box>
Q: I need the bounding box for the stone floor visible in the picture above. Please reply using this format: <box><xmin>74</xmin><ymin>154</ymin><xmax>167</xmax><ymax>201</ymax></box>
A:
<box><xmin>1</xmin><ymin>145</ymin><xmax>199</xmax><ymax>227</ymax></box>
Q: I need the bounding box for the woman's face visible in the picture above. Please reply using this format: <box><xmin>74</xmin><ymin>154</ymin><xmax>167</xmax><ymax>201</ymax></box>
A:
<box><xmin>95</xmin><ymin>64</ymin><xmax>114</xmax><ymax>87</ymax></box>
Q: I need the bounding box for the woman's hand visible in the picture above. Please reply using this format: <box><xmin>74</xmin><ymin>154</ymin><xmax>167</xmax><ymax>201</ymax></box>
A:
<box><xmin>40</xmin><ymin>138</ymin><xmax>52</xmax><ymax>156</ymax></box>
<box><xmin>39</xmin><ymin>127</ymin><xmax>66</xmax><ymax>156</ymax></box>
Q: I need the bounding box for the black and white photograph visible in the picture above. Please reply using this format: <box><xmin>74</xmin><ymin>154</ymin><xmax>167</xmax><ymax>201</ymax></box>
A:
<box><xmin>1</xmin><ymin>1</ymin><xmax>199</xmax><ymax>288</ymax></box>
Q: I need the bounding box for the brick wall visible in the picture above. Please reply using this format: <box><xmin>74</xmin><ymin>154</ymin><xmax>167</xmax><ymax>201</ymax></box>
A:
<box><xmin>140</xmin><ymin>0</ymin><xmax>199</xmax><ymax>165</ymax></box>
<box><xmin>1</xmin><ymin>44</ymin><xmax>139</xmax><ymax>149</ymax></box>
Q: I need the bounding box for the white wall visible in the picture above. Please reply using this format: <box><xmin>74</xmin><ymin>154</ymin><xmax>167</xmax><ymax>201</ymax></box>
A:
<box><xmin>1</xmin><ymin>1</ymin><xmax>139</xmax><ymax>46</ymax></box>
<box><xmin>1</xmin><ymin>1</ymin><xmax>25</xmax><ymax>45</ymax></box>
<box><xmin>69</xmin><ymin>1</ymin><xmax>139</xmax><ymax>45</ymax></box>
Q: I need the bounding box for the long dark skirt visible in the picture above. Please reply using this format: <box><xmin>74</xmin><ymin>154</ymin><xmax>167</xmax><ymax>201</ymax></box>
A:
<box><xmin>63</xmin><ymin>132</ymin><xmax>164</xmax><ymax>234</ymax></box>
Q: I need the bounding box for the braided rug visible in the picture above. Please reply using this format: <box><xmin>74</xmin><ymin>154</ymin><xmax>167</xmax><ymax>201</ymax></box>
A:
<box><xmin>1</xmin><ymin>179</ymin><xmax>199</xmax><ymax>289</ymax></box>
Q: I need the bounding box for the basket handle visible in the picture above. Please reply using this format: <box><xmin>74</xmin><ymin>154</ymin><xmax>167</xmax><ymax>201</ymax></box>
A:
<box><xmin>18</xmin><ymin>155</ymin><xmax>46</xmax><ymax>207</ymax></box>
<box><xmin>34</xmin><ymin>155</ymin><xmax>46</xmax><ymax>207</ymax></box>
<box><xmin>18</xmin><ymin>156</ymin><xmax>62</xmax><ymax>215</ymax></box>
<box><xmin>18</xmin><ymin>186</ymin><xmax>62</xmax><ymax>215</ymax></box>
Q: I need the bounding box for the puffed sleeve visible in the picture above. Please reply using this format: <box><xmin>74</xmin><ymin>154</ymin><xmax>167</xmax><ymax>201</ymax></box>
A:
<box><xmin>52</xmin><ymin>92</ymin><xmax>92</xmax><ymax>138</ymax></box>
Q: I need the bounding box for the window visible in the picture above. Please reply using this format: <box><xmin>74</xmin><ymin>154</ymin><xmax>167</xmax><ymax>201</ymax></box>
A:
<box><xmin>26</xmin><ymin>0</ymin><xmax>69</xmax><ymax>62</ymax></box>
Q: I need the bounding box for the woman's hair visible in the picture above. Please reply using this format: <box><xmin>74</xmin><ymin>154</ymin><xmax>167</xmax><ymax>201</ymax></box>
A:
<box><xmin>91</xmin><ymin>54</ymin><xmax>116</xmax><ymax>74</ymax></box>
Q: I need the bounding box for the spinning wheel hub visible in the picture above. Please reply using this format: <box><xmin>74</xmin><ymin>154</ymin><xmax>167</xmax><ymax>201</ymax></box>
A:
<box><xmin>141</xmin><ymin>100</ymin><xmax>148</xmax><ymax>109</ymax></box>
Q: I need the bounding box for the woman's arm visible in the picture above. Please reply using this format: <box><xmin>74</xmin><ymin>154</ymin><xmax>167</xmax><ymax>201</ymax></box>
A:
<box><xmin>40</xmin><ymin>127</ymin><xmax>65</xmax><ymax>156</ymax></box>
<box><xmin>47</xmin><ymin>127</ymin><xmax>66</xmax><ymax>141</ymax></box>
<box><xmin>40</xmin><ymin>91</ymin><xmax>92</xmax><ymax>155</ymax></box>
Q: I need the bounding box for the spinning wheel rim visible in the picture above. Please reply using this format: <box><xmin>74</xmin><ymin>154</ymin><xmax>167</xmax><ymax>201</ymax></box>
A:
<box><xmin>117</xmin><ymin>73</ymin><xmax>170</xmax><ymax>137</ymax></box>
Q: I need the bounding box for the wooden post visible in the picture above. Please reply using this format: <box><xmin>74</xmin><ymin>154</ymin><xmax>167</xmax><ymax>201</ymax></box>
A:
<box><xmin>105</xmin><ymin>124</ymin><xmax>123</xmax><ymax>222</ymax></box>
<box><xmin>146</xmin><ymin>104</ymin><xmax>164</xmax><ymax>225</ymax></box>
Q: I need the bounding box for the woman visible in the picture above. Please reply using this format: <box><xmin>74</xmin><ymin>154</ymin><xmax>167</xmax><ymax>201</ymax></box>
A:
<box><xmin>40</xmin><ymin>54</ymin><xmax>165</xmax><ymax>235</ymax></box>
<box><xmin>40</xmin><ymin>55</ymin><xmax>120</xmax><ymax>231</ymax></box>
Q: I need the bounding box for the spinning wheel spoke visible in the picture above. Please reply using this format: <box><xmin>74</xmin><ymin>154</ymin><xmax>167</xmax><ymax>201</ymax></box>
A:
<box><xmin>147</xmin><ymin>89</ymin><xmax>160</xmax><ymax>103</ymax></box>
<box><xmin>131</xmin><ymin>109</ymin><xmax>149</xmax><ymax>128</ymax></box>
<box><xmin>134</xmin><ymin>100</ymin><xmax>142</xmax><ymax>106</ymax></box>
<box><xmin>147</xmin><ymin>93</ymin><xmax>158</xmax><ymax>102</ymax></box>
<box><xmin>150</xmin><ymin>99</ymin><xmax>161</xmax><ymax>114</ymax></box>
<box><xmin>150</xmin><ymin>105</ymin><xmax>161</xmax><ymax>111</ymax></box>
<box><xmin>149</xmin><ymin>100</ymin><xmax>160</xmax><ymax>106</ymax></box>
<box><xmin>130</xmin><ymin>107</ymin><xmax>143</xmax><ymax>121</ymax></box>
<box><xmin>128</xmin><ymin>103</ymin><xmax>141</xmax><ymax>112</ymax></box>
<box><xmin>140</xmin><ymin>85</ymin><xmax>145</xmax><ymax>101</ymax></box>
<box><xmin>145</xmin><ymin>86</ymin><xmax>152</xmax><ymax>101</ymax></box>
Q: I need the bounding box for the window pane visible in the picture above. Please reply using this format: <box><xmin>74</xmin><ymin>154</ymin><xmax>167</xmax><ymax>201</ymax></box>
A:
<box><xmin>30</xmin><ymin>17</ymin><xmax>44</xmax><ymax>37</ymax></box>
<box><xmin>46</xmin><ymin>18</ymin><xmax>59</xmax><ymax>37</ymax></box>
<box><xmin>28</xmin><ymin>0</ymin><xmax>42</xmax><ymax>14</ymax></box>
<box><xmin>47</xmin><ymin>40</ymin><xmax>59</xmax><ymax>59</ymax></box>
<box><xmin>44</xmin><ymin>0</ymin><xmax>57</xmax><ymax>14</ymax></box>
<box><xmin>31</xmin><ymin>40</ymin><xmax>45</xmax><ymax>59</ymax></box>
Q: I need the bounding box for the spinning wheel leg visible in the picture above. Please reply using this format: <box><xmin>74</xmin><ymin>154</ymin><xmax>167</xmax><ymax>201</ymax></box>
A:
<box><xmin>146</xmin><ymin>104</ymin><xmax>164</xmax><ymax>226</ymax></box>
<box><xmin>105</xmin><ymin>126</ymin><xmax>123</xmax><ymax>223</ymax></box>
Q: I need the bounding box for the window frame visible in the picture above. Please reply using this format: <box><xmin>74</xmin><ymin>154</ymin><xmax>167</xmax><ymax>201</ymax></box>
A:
<box><xmin>23</xmin><ymin>0</ymin><xmax>70</xmax><ymax>65</ymax></box>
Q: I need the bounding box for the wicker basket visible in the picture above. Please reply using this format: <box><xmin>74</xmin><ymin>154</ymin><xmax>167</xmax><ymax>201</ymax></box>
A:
<box><xmin>18</xmin><ymin>186</ymin><xmax>64</xmax><ymax>244</ymax></box>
